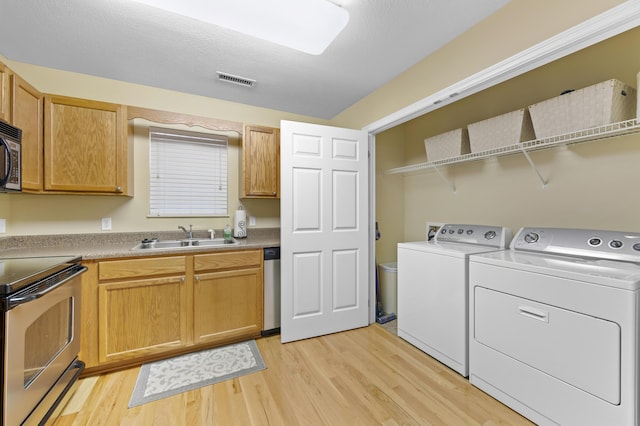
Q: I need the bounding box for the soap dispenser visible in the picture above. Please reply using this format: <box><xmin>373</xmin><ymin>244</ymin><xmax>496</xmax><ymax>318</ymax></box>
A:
<box><xmin>223</xmin><ymin>224</ymin><xmax>233</xmax><ymax>243</ymax></box>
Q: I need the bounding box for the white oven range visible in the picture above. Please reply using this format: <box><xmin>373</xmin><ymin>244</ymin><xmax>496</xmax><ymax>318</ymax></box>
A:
<box><xmin>469</xmin><ymin>227</ymin><xmax>640</xmax><ymax>426</ymax></box>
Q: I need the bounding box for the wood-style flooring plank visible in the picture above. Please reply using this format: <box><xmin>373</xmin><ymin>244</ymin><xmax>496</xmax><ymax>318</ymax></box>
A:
<box><xmin>52</xmin><ymin>324</ymin><xmax>534</xmax><ymax>425</ymax></box>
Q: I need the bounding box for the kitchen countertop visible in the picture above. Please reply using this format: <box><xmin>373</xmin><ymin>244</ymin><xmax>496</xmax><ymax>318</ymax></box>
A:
<box><xmin>0</xmin><ymin>228</ymin><xmax>280</xmax><ymax>260</ymax></box>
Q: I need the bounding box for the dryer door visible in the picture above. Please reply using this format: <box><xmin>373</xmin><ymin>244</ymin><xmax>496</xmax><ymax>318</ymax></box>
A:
<box><xmin>474</xmin><ymin>286</ymin><xmax>621</xmax><ymax>404</ymax></box>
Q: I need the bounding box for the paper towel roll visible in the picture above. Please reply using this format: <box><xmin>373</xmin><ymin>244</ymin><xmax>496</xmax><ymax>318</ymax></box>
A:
<box><xmin>234</xmin><ymin>209</ymin><xmax>247</xmax><ymax>238</ymax></box>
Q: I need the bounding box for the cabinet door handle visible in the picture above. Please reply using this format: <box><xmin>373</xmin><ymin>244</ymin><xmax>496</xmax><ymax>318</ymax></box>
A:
<box><xmin>115</xmin><ymin>186</ymin><xmax>123</xmax><ymax>193</ymax></box>
<box><xmin>181</xmin><ymin>277</ymin><xmax>186</xmax><ymax>283</ymax></box>
<box><xmin>194</xmin><ymin>276</ymin><xmax>199</xmax><ymax>283</ymax></box>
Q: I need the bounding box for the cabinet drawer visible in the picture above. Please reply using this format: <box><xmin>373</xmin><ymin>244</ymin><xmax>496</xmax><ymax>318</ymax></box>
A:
<box><xmin>99</xmin><ymin>256</ymin><xmax>186</xmax><ymax>280</ymax></box>
<box><xmin>194</xmin><ymin>250</ymin><xmax>262</xmax><ymax>272</ymax></box>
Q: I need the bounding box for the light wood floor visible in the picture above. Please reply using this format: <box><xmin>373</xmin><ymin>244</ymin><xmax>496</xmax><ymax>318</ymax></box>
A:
<box><xmin>52</xmin><ymin>325</ymin><xmax>533</xmax><ymax>425</ymax></box>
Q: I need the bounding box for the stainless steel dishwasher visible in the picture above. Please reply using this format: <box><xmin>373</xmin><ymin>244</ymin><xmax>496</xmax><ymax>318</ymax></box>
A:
<box><xmin>262</xmin><ymin>247</ymin><xmax>281</xmax><ymax>336</ymax></box>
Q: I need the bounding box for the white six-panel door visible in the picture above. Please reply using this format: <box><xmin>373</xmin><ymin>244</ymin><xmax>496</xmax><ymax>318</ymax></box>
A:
<box><xmin>280</xmin><ymin>120</ymin><xmax>369</xmax><ymax>343</ymax></box>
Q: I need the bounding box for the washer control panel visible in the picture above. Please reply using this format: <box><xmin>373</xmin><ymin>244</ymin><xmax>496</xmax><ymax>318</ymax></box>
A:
<box><xmin>435</xmin><ymin>224</ymin><xmax>512</xmax><ymax>248</ymax></box>
<box><xmin>512</xmin><ymin>227</ymin><xmax>640</xmax><ymax>262</ymax></box>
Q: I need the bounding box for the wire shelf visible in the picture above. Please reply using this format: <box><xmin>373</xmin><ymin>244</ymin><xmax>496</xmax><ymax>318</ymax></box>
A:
<box><xmin>385</xmin><ymin>119</ymin><xmax>640</xmax><ymax>175</ymax></box>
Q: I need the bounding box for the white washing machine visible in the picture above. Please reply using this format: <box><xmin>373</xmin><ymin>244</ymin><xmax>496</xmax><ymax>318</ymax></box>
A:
<box><xmin>397</xmin><ymin>224</ymin><xmax>512</xmax><ymax>377</ymax></box>
<box><xmin>469</xmin><ymin>227</ymin><xmax>640</xmax><ymax>426</ymax></box>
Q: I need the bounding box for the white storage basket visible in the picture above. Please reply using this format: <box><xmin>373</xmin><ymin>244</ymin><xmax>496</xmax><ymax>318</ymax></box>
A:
<box><xmin>528</xmin><ymin>79</ymin><xmax>637</xmax><ymax>139</ymax></box>
<box><xmin>467</xmin><ymin>108</ymin><xmax>535</xmax><ymax>153</ymax></box>
<box><xmin>424</xmin><ymin>128</ymin><xmax>470</xmax><ymax>162</ymax></box>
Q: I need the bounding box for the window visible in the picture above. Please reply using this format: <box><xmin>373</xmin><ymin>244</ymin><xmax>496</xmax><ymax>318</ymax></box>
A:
<box><xmin>149</xmin><ymin>127</ymin><xmax>228</xmax><ymax>217</ymax></box>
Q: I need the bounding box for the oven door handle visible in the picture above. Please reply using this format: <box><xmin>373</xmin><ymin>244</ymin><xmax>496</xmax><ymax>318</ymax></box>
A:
<box><xmin>7</xmin><ymin>266</ymin><xmax>87</xmax><ymax>309</ymax></box>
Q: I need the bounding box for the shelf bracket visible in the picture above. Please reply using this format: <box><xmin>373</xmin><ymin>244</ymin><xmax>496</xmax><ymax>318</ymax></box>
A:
<box><xmin>434</xmin><ymin>166</ymin><xmax>456</xmax><ymax>192</ymax></box>
<box><xmin>520</xmin><ymin>149</ymin><xmax>548</xmax><ymax>188</ymax></box>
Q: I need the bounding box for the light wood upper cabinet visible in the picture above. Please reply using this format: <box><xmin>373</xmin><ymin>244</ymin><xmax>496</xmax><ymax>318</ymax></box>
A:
<box><xmin>0</xmin><ymin>62</ymin><xmax>10</xmax><ymax>122</ymax></box>
<box><xmin>242</xmin><ymin>125</ymin><xmax>280</xmax><ymax>198</ymax></box>
<box><xmin>11</xmin><ymin>73</ymin><xmax>43</xmax><ymax>191</ymax></box>
<box><xmin>44</xmin><ymin>95</ymin><xmax>129</xmax><ymax>194</ymax></box>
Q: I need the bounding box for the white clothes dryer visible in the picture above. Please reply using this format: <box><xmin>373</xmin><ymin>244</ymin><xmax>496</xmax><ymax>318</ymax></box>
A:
<box><xmin>397</xmin><ymin>224</ymin><xmax>512</xmax><ymax>377</ymax></box>
<box><xmin>469</xmin><ymin>227</ymin><xmax>640</xmax><ymax>426</ymax></box>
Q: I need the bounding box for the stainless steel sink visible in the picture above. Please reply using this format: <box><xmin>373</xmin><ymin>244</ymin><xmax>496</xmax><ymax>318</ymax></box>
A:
<box><xmin>131</xmin><ymin>238</ymin><xmax>238</xmax><ymax>250</ymax></box>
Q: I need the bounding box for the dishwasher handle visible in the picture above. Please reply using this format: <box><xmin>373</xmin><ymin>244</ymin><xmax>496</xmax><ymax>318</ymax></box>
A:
<box><xmin>264</xmin><ymin>247</ymin><xmax>280</xmax><ymax>260</ymax></box>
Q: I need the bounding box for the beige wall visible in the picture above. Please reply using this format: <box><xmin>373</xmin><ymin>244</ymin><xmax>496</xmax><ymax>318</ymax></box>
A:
<box><xmin>0</xmin><ymin>59</ymin><xmax>326</xmax><ymax>235</ymax></box>
<box><xmin>7</xmin><ymin>62</ymin><xmax>326</xmax><ymax>129</ymax></box>
<box><xmin>364</xmin><ymin>0</ymin><xmax>638</xmax><ymax>262</ymax></box>
<box><xmin>377</xmin><ymin>26</ymin><xmax>640</xmax><ymax>261</ymax></box>
<box><xmin>402</xmin><ymin>133</ymin><xmax>639</xmax><ymax>240</ymax></box>
<box><xmin>374</xmin><ymin>126</ymin><xmax>405</xmax><ymax>264</ymax></box>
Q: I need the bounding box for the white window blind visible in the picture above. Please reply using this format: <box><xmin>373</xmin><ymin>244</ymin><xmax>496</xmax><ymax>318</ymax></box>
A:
<box><xmin>149</xmin><ymin>127</ymin><xmax>228</xmax><ymax>217</ymax></box>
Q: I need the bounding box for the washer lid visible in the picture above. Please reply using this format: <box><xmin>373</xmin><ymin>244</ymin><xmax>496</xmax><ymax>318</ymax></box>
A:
<box><xmin>470</xmin><ymin>250</ymin><xmax>640</xmax><ymax>290</ymax></box>
<box><xmin>398</xmin><ymin>224</ymin><xmax>512</xmax><ymax>257</ymax></box>
<box><xmin>398</xmin><ymin>240</ymin><xmax>507</xmax><ymax>258</ymax></box>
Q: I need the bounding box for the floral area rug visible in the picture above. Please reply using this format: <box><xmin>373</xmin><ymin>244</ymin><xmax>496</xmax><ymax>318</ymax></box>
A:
<box><xmin>128</xmin><ymin>340</ymin><xmax>266</xmax><ymax>407</ymax></box>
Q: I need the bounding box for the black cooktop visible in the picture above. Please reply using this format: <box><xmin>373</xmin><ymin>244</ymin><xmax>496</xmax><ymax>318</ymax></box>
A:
<box><xmin>0</xmin><ymin>255</ymin><xmax>82</xmax><ymax>295</ymax></box>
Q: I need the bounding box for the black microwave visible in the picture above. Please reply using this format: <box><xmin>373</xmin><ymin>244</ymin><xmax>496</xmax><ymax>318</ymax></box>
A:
<box><xmin>0</xmin><ymin>120</ymin><xmax>21</xmax><ymax>192</ymax></box>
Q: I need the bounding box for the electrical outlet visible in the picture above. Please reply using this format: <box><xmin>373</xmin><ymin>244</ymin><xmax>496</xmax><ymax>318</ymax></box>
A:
<box><xmin>101</xmin><ymin>217</ymin><xmax>112</xmax><ymax>231</ymax></box>
<box><xmin>0</xmin><ymin>219</ymin><xmax>5</xmax><ymax>234</ymax></box>
<box><xmin>426</xmin><ymin>222</ymin><xmax>444</xmax><ymax>241</ymax></box>
<box><xmin>249</xmin><ymin>216</ymin><xmax>256</xmax><ymax>226</ymax></box>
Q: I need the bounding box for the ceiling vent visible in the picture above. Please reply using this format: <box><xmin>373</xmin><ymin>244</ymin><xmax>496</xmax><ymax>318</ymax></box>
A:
<box><xmin>216</xmin><ymin>72</ymin><xmax>256</xmax><ymax>88</ymax></box>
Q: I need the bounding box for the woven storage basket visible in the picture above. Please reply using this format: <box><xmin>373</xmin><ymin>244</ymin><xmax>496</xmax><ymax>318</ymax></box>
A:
<box><xmin>424</xmin><ymin>128</ymin><xmax>470</xmax><ymax>162</ymax></box>
<box><xmin>528</xmin><ymin>79</ymin><xmax>637</xmax><ymax>139</ymax></box>
<box><xmin>467</xmin><ymin>108</ymin><xmax>536</xmax><ymax>153</ymax></box>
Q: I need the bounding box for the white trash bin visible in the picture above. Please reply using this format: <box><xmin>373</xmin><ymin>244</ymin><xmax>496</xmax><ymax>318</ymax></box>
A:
<box><xmin>378</xmin><ymin>262</ymin><xmax>397</xmax><ymax>315</ymax></box>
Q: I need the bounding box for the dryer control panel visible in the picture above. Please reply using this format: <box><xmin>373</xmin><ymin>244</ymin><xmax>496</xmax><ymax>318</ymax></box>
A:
<box><xmin>512</xmin><ymin>227</ymin><xmax>640</xmax><ymax>263</ymax></box>
<box><xmin>435</xmin><ymin>224</ymin><xmax>512</xmax><ymax>248</ymax></box>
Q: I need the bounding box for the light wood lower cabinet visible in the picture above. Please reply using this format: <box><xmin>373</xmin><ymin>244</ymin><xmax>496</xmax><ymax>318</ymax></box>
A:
<box><xmin>81</xmin><ymin>249</ymin><xmax>263</xmax><ymax>374</ymax></box>
<box><xmin>98</xmin><ymin>275</ymin><xmax>189</xmax><ymax>363</ymax></box>
<box><xmin>194</xmin><ymin>250</ymin><xmax>263</xmax><ymax>345</ymax></box>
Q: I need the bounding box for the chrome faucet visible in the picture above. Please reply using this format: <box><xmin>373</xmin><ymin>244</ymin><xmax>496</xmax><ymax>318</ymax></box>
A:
<box><xmin>178</xmin><ymin>224</ymin><xmax>193</xmax><ymax>239</ymax></box>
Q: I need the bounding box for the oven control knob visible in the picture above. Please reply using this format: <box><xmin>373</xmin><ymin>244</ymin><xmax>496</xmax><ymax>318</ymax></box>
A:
<box><xmin>588</xmin><ymin>238</ymin><xmax>602</xmax><ymax>247</ymax></box>
<box><xmin>457</xmin><ymin>228</ymin><xmax>464</xmax><ymax>234</ymax></box>
<box><xmin>609</xmin><ymin>240</ymin><xmax>623</xmax><ymax>249</ymax></box>
<box><xmin>441</xmin><ymin>228</ymin><xmax>447</xmax><ymax>234</ymax></box>
<box><xmin>466</xmin><ymin>229</ymin><xmax>474</xmax><ymax>235</ymax></box>
<box><xmin>633</xmin><ymin>243</ymin><xmax>640</xmax><ymax>252</ymax></box>
<box><xmin>449</xmin><ymin>229</ymin><xmax>454</xmax><ymax>234</ymax></box>
<box><xmin>524</xmin><ymin>232</ymin><xmax>539</xmax><ymax>243</ymax></box>
<box><xmin>484</xmin><ymin>230</ymin><xmax>497</xmax><ymax>240</ymax></box>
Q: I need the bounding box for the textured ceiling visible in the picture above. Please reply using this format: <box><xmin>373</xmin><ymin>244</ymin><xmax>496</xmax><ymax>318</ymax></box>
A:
<box><xmin>0</xmin><ymin>0</ymin><xmax>510</xmax><ymax>119</ymax></box>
